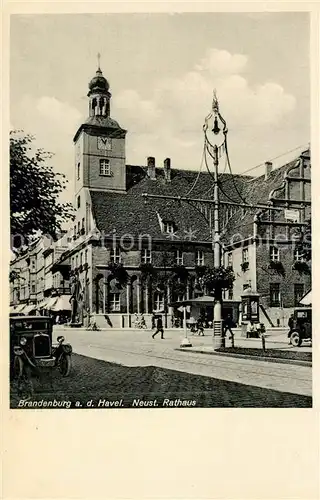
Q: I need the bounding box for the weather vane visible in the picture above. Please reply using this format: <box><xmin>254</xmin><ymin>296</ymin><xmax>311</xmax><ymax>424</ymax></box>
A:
<box><xmin>212</xmin><ymin>89</ymin><xmax>219</xmax><ymax>114</ymax></box>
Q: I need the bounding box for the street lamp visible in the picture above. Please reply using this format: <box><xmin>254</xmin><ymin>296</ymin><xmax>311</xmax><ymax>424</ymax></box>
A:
<box><xmin>203</xmin><ymin>91</ymin><xmax>228</xmax><ymax>349</ymax></box>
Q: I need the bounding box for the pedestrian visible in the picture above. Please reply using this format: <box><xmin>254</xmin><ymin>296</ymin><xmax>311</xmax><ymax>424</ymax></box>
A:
<box><xmin>140</xmin><ymin>314</ymin><xmax>146</xmax><ymax>329</ymax></box>
<box><xmin>223</xmin><ymin>314</ymin><xmax>234</xmax><ymax>339</ymax></box>
<box><xmin>152</xmin><ymin>313</ymin><xmax>156</xmax><ymax>329</ymax></box>
<box><xmin>288</xmin><ymin>314</ymin><xmax>294</xmax><ymax>333</ymax></box>
<box><xmin>196</xmin><ymin>317</ymin><xmax>204</xmax><ymax>336</ymax></box>
<box><xmin>152</xmin><ymin>316</ymin><xmax>164</xmax><ymax>339</ymax></box>
<box><xmin>246</xmin><ymin>320</ymin><xmax>256</xmax><ymax>338</ymax></box>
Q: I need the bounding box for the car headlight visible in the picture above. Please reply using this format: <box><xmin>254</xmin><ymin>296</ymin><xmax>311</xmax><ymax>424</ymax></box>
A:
<box><xmin>20</xmin><ymin>337</ymin><xmax>27</xmax><ymax>346</ymax></box>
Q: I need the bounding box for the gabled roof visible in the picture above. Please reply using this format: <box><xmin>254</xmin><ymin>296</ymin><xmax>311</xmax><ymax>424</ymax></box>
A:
<box><xmin>90</xmin><ymin>148</ymin><xmax>310</xmax><ymax>247</ymax></box>
<box><xmin>221</xmin><ymin>150</ymin><xmax>310</xmax><ymax>244</ymax></box>
<box><xmin>90</xmin><ymin>166</ymin><xmax>251</xmax><ymax>243</ymax></box>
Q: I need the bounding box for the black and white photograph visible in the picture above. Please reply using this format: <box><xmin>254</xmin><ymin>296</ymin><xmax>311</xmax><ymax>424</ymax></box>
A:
<box><xmin>9</xmin><ymin>11</ymin><xmax>312</xmax><ymax>409</ymax></box>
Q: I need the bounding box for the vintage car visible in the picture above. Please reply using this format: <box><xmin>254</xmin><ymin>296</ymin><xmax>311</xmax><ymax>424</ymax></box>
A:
<box><xmin>10</xmin><ymin>315</ymin><xmax>73</xmax><ymax>382</ymax></box>
<box><xmin>288</xmin><ymin>307</ymin><xmax>312</xmax><ymax>347</ymax></box>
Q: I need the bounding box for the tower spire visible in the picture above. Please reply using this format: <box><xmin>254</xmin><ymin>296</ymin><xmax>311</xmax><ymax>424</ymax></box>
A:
<box><xmin>97</xmin><ymin>52</ymin><xmax>101</xmax><ymax>71</ymax></box>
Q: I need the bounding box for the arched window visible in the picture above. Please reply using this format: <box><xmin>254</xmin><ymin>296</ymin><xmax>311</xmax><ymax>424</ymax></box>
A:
<box><xmin>99</xmin><ymin>97</ymin><xmax>104</xmax><ymax>114</ymax></box>
<box><xmin>77</xmin><ymin>195</ymin><xmax>80</xmax><ymax>209</ymax></box>
<box><xmin>92</xmin><ymin>98</ymin><xmax>97</xmax><ymax>115</ymax></box>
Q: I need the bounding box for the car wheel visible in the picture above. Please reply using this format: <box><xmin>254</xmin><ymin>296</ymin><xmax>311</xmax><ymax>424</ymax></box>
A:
<box><xmin>13</xmin><ymin>356</ymin><xmax>34</xmax><ymax>398</ymax></box>
<box><xmin>13</xmin><ymin>355</ymin><xmax>23</xmax><ymax>378</ymax></box>
<box><xmin>58</xmin><ymin>354</ymin><xmax>72</xmax><ymax>377</ymax></box>
<box><xmin>290</xmin><ymin>332</ymin><xmax>301</xmax><ymax>347</ymax></box>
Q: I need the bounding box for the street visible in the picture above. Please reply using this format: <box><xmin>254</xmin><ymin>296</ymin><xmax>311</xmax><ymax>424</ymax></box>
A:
<box><xmin>10</xmin><ymin>326</ymin><xmax>312</xmax><ymax>408</ymax></box>
<box><xmin>55</xmin><ymin>326</ymin><xmax>311</xmax><ymax>397</ymax></box>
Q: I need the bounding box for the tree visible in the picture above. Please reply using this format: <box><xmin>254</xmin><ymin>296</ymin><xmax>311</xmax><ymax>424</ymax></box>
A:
<box><xmin>199</xmin><ymin>266</ymin><xmax>235</xmax><ymax>296</ymax></box>
<box><xmin>10</xmin><ymin>131</ymin><xmax>74</xmax><ymax>247</ymax></box>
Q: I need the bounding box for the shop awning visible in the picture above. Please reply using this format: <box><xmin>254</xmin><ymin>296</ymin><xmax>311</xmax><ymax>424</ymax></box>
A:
<box><xmin>169</xmin><ymin>295</ymin><xmax>215</xmax><ymax>307</ymax></box>
<box><xmin>300</xmin><ymin>290</ymin><xmax>312</xmax><ymax>306</ymax></box>
<box><xmin>43</xmin><ymin>297</ymin><xmax>58</xmax><ymax>310</ymax></box>
<box><xmin>51</xmin><ymin>295</ymin><xmax>72</xmax><ymax>312</ymax></box>
<box><xmin>37</xmin><ymin>298</ymin><xmax>49</xmax><ymax>310</ymax></box>
<box><xmin>13</xmin><ymin>303</ymin><xmax>27</xmax><ymax>313</ymax></box>
<box><xmin>22</xmin><ymin>304</ymin><xmax>37</xmax><ymax>315</ymax></box>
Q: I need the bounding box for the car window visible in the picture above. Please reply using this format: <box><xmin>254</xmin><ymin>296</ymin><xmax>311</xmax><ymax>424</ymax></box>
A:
<box><xmin>11</xmin><ymin>321</ymin><xmax>49</xmax><ymax>331</ymax></box>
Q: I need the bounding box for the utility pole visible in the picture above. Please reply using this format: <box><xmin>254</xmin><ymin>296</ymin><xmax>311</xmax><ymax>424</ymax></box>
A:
<box><xmin>204</xmin><ymin>91</ymin><xmax>226</xmax><ymax>349</ymax></box>
<box><xmin>142</xmin><ymin>91</ymin><xmax>229</xmax><ymax>349</ymax></box>
<box><xmin>212</xmin><ymin>143</ymin><xmax>224</xmax><ymax>348</ymax></box>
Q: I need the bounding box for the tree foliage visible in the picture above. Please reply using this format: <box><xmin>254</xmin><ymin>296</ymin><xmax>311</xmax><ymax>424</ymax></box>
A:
<box><xmin>10</xmin><ymin>131</ymin><xmax>74</xmax><ymax>246</ymax></box>
<box><xmin>199</xmin><ymin>266</ymin><xmax>235</xmax><ymax>293</ymax></box>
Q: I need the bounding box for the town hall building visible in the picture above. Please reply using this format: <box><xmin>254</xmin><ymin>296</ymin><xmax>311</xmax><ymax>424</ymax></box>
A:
<box><xmin>10</xmin><ymin>63</ymin><xmax>311</xmax><ymax>329</ymax></box>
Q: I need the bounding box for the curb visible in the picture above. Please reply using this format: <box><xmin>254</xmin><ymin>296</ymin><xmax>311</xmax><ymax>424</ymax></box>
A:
<box><xmin>175</xmin><ymin>348</ymin><xmax>312</xmax><ymax>367</ymax></box>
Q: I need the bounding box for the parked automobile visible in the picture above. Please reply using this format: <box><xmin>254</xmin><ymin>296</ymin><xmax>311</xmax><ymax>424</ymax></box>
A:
<box><xmin>288</xmin><ymin>307</ymin><xmax>312</xmax><ymax>347</ymax></box>
<box><xmin>10</xmin><ymin>316</ymin><xmax>73</xmax><ymax>394</ymax></box>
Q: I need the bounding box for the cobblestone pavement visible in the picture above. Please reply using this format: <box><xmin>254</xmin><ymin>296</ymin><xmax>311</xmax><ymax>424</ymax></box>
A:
<box><xmin>54</xmin><ymin>327</ymin><xmax>312</xmax><ymax>397</ymax></box>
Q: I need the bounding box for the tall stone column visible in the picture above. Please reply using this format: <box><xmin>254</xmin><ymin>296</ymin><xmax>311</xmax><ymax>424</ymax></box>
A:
<box><xmin>126</xmin><ymin>282</ymin><xmax>131</xmax><ymax>327</ymax></box>
<box><xmin>145</xmin><ymin>282</ymin><xmax>149</xmax><ymax>314</ymax></box>
<box><xmin>137</xmin><ymin>279</ymin><xmax>141</xmax><ymax>314</ymax></box>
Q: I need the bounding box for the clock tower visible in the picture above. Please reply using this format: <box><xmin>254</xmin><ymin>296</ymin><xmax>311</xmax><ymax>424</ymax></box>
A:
<box><xmin>73</xmin><ymin>61</ymin><xmax>127</xmax><ymax>198</ymax></box>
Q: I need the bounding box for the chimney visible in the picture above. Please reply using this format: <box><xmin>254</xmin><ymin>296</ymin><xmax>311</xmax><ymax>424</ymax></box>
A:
<box><xmin>265</xmin><ymin>161</ymin><xmax>273</xmax><ymax>180</ymax></box>
<box><xmin>147</xmin><ymin>156</ymin><xmax>156</xmax><ymax>180</ymax></box>
<box><xmin>164</xmin><ymin>158</ymin><xmax>171</xmax><ymax>182</ymax></box>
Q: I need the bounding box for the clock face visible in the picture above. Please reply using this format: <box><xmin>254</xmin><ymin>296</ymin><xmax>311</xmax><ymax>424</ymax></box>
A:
<box><xmin>97</xmin><ymin>137</ymin><xmax>112</xmax><ymax>151</ymax></box>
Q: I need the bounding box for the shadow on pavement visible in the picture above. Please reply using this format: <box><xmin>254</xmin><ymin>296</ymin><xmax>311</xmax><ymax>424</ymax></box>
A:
<box><xmin>10</xmin><ymin>354</ymin><xmax>312</xmax><ymax>409</ymax></box>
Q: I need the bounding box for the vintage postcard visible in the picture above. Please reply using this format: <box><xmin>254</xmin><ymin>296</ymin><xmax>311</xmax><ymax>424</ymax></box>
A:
<box><xmin>8</xmin><ymin>9</ymin><xmax>313</xmax><ymax>409</ymax></box>
<box><xmin>2</xmin><ymin>3</ymin><xmax>319</xmax><ymax>500</ymax></box>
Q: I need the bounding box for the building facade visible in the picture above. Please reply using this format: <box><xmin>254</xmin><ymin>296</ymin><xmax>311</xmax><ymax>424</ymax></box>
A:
<box><xmin>222</xmin><ymin>149</ymin><xmax>311</xmax><ymax>326</ymax></box>
<box><xmin>10</xmin><ymin>63</ymin><xmax>311</xmax><ymax>328</ymax></box>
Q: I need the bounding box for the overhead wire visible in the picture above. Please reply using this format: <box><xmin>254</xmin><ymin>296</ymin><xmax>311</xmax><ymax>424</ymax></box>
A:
<box><xmin>220</xmin><ymin>142</ymin><xmax>310</xmax><ymax>185</ymax></box>
<box><xmin>184</xmin><ymin>141</ymin><xmax>206</xmax><ymax>197</ymax></box>
<box><xmin>224</xmin><ymin>138</ymin><xmax>250</xmax><ymax>205</ymax></box>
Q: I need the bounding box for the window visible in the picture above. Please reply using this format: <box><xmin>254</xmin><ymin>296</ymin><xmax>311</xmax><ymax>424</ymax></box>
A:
<box><xmin>73</xmin><ymin>225</ymin><xmax>76</xmax><ymax>239</ymax></box>
<box><xmin>175</xmin><ymin>250</ymin><xmax>183</xmax><ymax>265</ymax></box>
<box><xmin>242</xmin><ymin>249</ymin><xmax>249</xmax><ymax>263</ymax></box>
<box><xmin>243</xmin><ymin>281</ymin><xmax>251</xmax><ymax>292</ymax></box>
<box><xmin>85</xmin><ymin>250</ymin><xmax>88</xmax><ymax>264</ymax></box>
<box><xmin>163</xmin><ymin>221</ymin><xmax>174</xmax><ymax>234</ymax></box>
<box><xmin>227</xmin><ymin>252</ymin><xmax>233</xmax><ymax>268</ymax></box>
<box><xmin>77</xmin><ymin>195</ymin><xmax>81</xmax><ymax>209</ymax></box>
<box><xmin>176</xmin><ymin>294</ymin><xmax>185</xmax><ymax>302</ymax></box>
<box><xmin>80</xmin><ymin>252</ymin><xmax>83</xmax><ymax>266</ymax></box>
<box><xmin>294</xmin><ymin>249</ymin><xmax>304</xmax><ymax>262</ymax></box>
<box><xmin>111</xmin><ymin>247</ymin><xmax>121</xmax><ymax>264</ymax></box>
<box><xmin>77</xmin><ymin>163</ymin><xmax>80</xmax><ymax>180</ymax></box>
<box><xmin>75</xmin><ymin>255</ymin><xmax>79</xmax><ymax>268</ymax></box>
<box><xmin>294</xmin><ymin>284</ymin><xmax>304</xmax><ymax>306</ymax></box>
<box><xmin>100</xmin><ymin>159</ymin><xmax>111</xmax><ymax>176</ymax></box>
<box><xmin>154</xmin><ymin>292</ymin><xmax>164</xmax><ymax>312</ymax></box>
<box><xmin>109</xmin><ymin>293</ymin><xmax>120</xmax><ymax>312</ymax></box>
<box><xmin>31</xmin><ymin>281</ymin><xmax>36</xmax><ymax>294</ymax></box>
<box><xmin>270</xmin><ymin>246</ymin><xmax>279</xmax><ymax>262</ymax></box>
<box><xmin>196</xmin><ymin>251</ymin><xmax>204</xmax><ymax>266</ymax></box>
<box><xmin>141</xmin><ymin>249</ymin><xmax>152</xmax><ymax>264</ymax></box>
<box><xmin>228</xmin><ymin>288</ymin><xmax>233</xmax><ymax>300</ymax></box>
<box><xmin>77</xmin><ymin>221</ymin><xmax>80</xmax><ymax>235</ymax></box>
<box><xmin>270</xmin><ymin>283</ymin><xmax>281</xmax><ymax>307</ymax></box>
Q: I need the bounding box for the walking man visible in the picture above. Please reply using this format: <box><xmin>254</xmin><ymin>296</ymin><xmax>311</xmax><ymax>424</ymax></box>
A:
<box><xmin>152</xmin><ymin>316</ymin><xmax>164</xmax><ymax>339</ymax></box>
<box><xmin>223</xmin><ymin>314</ymin><xmax>234</xmax><ymax>339</ymax></box>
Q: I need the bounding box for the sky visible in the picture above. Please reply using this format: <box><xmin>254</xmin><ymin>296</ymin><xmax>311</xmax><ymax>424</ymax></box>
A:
<box><xmin>10</xmin><ymin>12</ymin><xmax>310</xmax><ymax>203</ymax></box>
